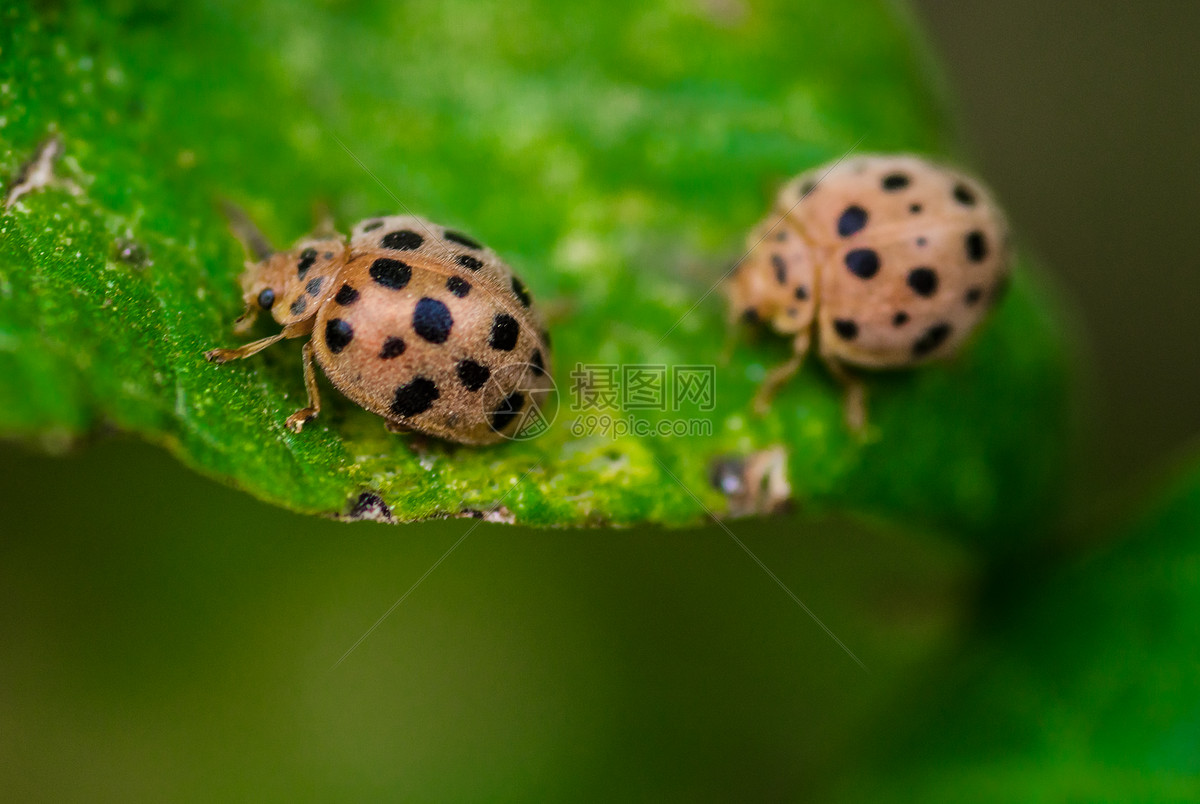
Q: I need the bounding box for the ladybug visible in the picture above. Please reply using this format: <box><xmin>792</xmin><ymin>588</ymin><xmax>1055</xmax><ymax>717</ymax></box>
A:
<box><xmin>206</xmin><ymin>211</ymin><xmax>553</xmax><ymax>445</ymax></box>
<box><xmin>726</xmin><ymin>154</ymin><xmax>1011</xmax><ymax>429</ymax></box>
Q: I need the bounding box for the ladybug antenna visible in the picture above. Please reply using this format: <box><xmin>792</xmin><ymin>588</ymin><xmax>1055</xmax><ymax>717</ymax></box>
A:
<box><xmin>219</xmin><ymin>199</ymin><xmax>274</xmax><ymax>262</ymax></box>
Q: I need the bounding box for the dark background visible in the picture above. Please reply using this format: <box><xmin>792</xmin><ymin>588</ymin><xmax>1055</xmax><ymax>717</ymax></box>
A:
<box><xmin>2</xmin><ymin>1</ymin><xmax>1199</xmax><ymax>798</ymax></box>
<box><xmin>915</xmin><ymin>0</ymin><xmax>1200</xmax><ymax>491</ymax></box>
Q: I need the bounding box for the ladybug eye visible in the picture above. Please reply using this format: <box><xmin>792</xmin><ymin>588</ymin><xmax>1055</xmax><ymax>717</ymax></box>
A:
<box><xmin>257</xmin><ymin>288</ymin><xmax>276</xmax><ymax>309</ymax></box>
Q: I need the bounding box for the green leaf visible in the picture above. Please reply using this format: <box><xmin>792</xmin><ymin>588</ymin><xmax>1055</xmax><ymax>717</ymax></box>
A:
<box><xmin>824</xmin><ymin>457</ymin><xmax>1200</xmax><ymax>802</ymax></box>
<box><xmin>0</xmin><ymin>0</ymin><xmax>1072</xmax><ymax>536</ymax></box>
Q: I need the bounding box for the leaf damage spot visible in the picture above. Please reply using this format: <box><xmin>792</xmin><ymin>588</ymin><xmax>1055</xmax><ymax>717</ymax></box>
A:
<box><xmin>709</xmin><ymin>445</ymin><xmax>791</xmax><ymax>518</ymax></box>
<box><xmin>112</xmin><ymin>237</ymin><xmax>150</xmax><ymax>269</ymax></box>
<box><xmin>340</xmin><ymin>491</ymin><xmax>396</xmax><ymax>524</ymax></box>
<box><xmin>457</xmin><ymin>506</ymin><xmax>516</xmax><ymax>524</ymax></box>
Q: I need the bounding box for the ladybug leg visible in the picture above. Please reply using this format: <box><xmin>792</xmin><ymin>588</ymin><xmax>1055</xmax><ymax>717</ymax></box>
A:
<box><xmin>284</xmin><ymin>341</ymin><xmax>322</xmax><ymax>433</ymax></box>
<box><xmin>751</xmin><ymin>354</ymin><xmax>803</xmax><ymax>415</ymax></box>
<box><xmin>821</xmin><ymin>355</ymin><xmax>867</xmax><ymax>435</ymax></box>
<box><xmin>384</xmin><ymin>421</ymin><xmax>437</xmax><ymax>455</ymax></box>
<box><xmin>718</xmin><ymin>309</ymin><xmax>741</xmax><ymax>365</ymax></box>
<box><xmin>720</xmin><ymin>264</ymin><xmax>751</xmax><ymax>365</ymax></box>
<box><xmin>205</xmin><ymin>322</ymin><xmax>309</xmax><ymax>363</ymax></box>
<box><xmin>204</xmin><ymin>332</ymin><xmax>287</xmax><ymax>363</ymax></box>
<box><xmin>751</xmin><ymin>329</ymin><xmax>810</xmax><ymax>415</ymax></box>
<box><xmin>721</xmin><ymin>305</ymin><xmax>768</xmax><ymax>365</ymax></box>
<box><xmin>232</xmin><ymin>298</ymin><xmax>261</xmax><ymax>335</ymax></box>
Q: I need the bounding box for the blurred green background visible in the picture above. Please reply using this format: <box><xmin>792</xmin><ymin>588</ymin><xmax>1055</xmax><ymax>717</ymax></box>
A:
<box><xmin>915</xmin><ymin>0</ymin><xmax>1200</xmax><ymax>494</ymax></box>
<box><xmin>3</xmin><ymin>0</ymin><xmax>1199</xmax><ymax>800</ymax></box>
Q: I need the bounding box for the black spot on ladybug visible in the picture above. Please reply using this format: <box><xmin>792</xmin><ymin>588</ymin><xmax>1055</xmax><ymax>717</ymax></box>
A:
<box><xmin>490</xmin><ymin>391</ymin><xmax>525</xmax><ymax>432</ymax></box>
<box><xmin>370</xmin><ymin>257</ymin><xmax>412</xmax><ymax>289</ymax></box>
<box><xmin>907</xmin><ymin>267</ymin><xmax>939</xmax><ymax>297</ymax></box>
<box><xmin>799</xmin><ymin>180</ymin><xmax>815</xmax><ymax>196</ymax></box>
<box><xmin>489</xmin><ymin>313</ymin><xmax>520</xmax><ymax>351</ymax></box>
<box><xmin>913</xmin><ymin>323</ymin><xmax>951</xmax><ymax>357</ymax></box>
<box><xmin>837</xmin><ymin>205</ymin><xmax>868</xmax><ymax>237</ymax></box>
<box><xmin>297</xmin><ymin>247</ymin><xmax>317</xmax><ymax>278</ymax></box>
<box><xmin>893</xmin><ymin>311</ymin><xmax>909</xmax><ymax>327</ymax></box>
<box><xmin>965</xmin><ymin>231</ymin><xmax>988</xmax><ymax>263</ymax></box>
<box><xmin>833</xmin><ymin>319</ymin><xmax>859</xmax><ymax>340</ymax></box>
<box><xmin>323</xmin><ymin>251</ymin><xmax>333</xmax><ymax>260</ymax></box>
<box><xmin>910</xmin><ymin>203</ymin><xmax>923</xmax><ymax>215</ymax></box>
<box><xmin>916</xmin><ymin>236</ymin><xmax>928</xmax><ymax>247</ymax></box>
<box><xmin>289</xmin><ymin>297</ymin><xmax>307</xmax><ymax>316</ymax></box>
<box><xmin>964</xmin><ymin>287</ymin><xmax>984</xmax><ymax>306</ymax></box>
<box><xmin>771</xmin><ymin>254</ymin><xmax>787</xmax><ymax>284</ymax></box>
<box><xmin>390</xmin><ymin>377</ymin><xmax>439</xmax><ymax>417</ymax></box>
<box><xmin>794</xmin><ymin>286</ymin><xmax>808</xmax><ymax>301</ymax></box>
<box><xmin>378</xmin><ymin>336</ymin><xmax>406</xmax><ymax>359</ymax></box>
<box><xmin>455</xmin><ymin>254</ymin><xmax>483</xmax><ymax>271</ymax></box>
<box><xmin>334</xmin><ymin>283</ymin><xmax>359</xmax><ymax>306</ymax></box>
<box><xmin>954</xmin><ymin>184</ymin><xmax>977</xmax><ymax>206</ymax></box>
<box><xmin>741</xmin><ymin>308</ymin><xmax>760</xmax><ymax>325</ymax></box>
<box><xmin>257</xmin><ymin>288</ymin><xmax>275</xmax><ymax>309</ymax></box>
<box><xmin>381</xmin><ymin>229</ymin><xmax>423</xmax><ymax>251</ymax></box>
<box><xmin>882</xmin><ymin>172</ymin><xmax>910</xmax><ymax>191</ymax></box>
<box><xmin>325</xmin><ymin>318</ymin><xmax>354</xmax><ymax>354</ymax></box>
<box><xmin>530</xmin><ymin>349</ymin><xmax>546</xmax><ymax>376</ymax></box>
<box><xmin>362</xmin><ymin>220</ymin><xmax>384</xmax><ymax>232</ymax></box>
<box><xmin>446</xmin><ymin>276</ymin><xmax>471</xmax><ymax>298</ymax></box>
<box><xmin>444</xmin><ymin>230</ymin><xmax>482</xmax><ymax>250</ymax></box>
<box><xmin>844</xmin><ymin>248</ymin><xmax>880</xmax><ymax>279</ymax></box>
<box><xmin>305</xmin><ymin>276</ymin><xmax>324</xmax><ymax>296</ymax></box>
<box><xmin>511</xmin><ymin>276</ymin><xmax>531</xmax><ymax>307</ymax></box>
<box><xmin>774</xmin><ymin>230</ymin><xmax>787</xmax><ymax>242</ymax></box>
<box><xmin>413</xmin><ymin>298</ymin><xmax>453</xmax><ymax>344</ymax></box>
<box><xmin>456</xmin><ymin>359</ymin><xmax>490</xmax><ymax>391</ymax></box>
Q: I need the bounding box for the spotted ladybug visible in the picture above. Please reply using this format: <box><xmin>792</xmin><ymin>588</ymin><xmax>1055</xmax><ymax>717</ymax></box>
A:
<box><xmin>726</xmin><ymin>154</ymin><xmax>1010</xmax><ymax>429</ymax></box>
<box><xmin>207</xmin><ymin>212</ymin><xmax>552</xmax><ymax>444</ymax></box>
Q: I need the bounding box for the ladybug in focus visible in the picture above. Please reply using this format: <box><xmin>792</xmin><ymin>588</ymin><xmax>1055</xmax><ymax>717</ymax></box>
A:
<box><xmin>207</xmin><ymin>209</ymin><xmax>553</xmax><ymax>445</ymax></box>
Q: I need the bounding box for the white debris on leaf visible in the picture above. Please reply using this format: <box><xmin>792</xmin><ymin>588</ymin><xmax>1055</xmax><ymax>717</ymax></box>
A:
<box><xmin>339</xmin><ymin>492</ymin><xmax>397</xmax><ymax>524</ymax></box>
<box><xmin>709</xmin><ymin>445</ymin><xmax>791</xmax><ymax>518</ymax></box>
<box><xmin>4</xmin><ymin>135</ymin><xmax>80</xmax><ymax>211</ymax></box>
<box><xmin>455</xmin><ymin>505</ymin><xmax>516</xmax><ymax>524</ymax></box>
<box><xmin>5</xmin><ymin>136</ymin><xmax>61</xmax><ymax>210</ymax></box>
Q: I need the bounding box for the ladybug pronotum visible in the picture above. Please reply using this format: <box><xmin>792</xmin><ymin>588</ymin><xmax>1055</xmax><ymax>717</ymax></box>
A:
<box><xmin>206</xmin><ymin>212</ymin><xmax>553</xmax><ymax>445</ymax></box>
<box><xmin>726</xmin><ymin>154</ymin><xmax>1011</xmax><ymax>429</ymax></box>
